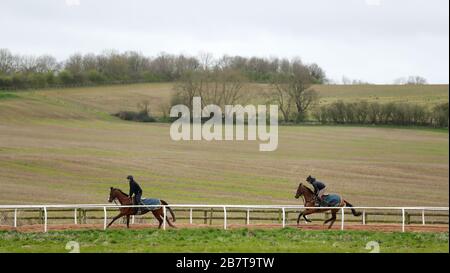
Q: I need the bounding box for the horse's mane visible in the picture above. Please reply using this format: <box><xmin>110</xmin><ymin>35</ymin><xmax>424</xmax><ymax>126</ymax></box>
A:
<box><xmin>301</xmin><ymin>183</ymin><xmax>314</xmax><ymax>194</ymax></box>
<box><xmin>113</xmin><ymin>188</ymin><xmax>129</xmax><ymax>197</ymax></box>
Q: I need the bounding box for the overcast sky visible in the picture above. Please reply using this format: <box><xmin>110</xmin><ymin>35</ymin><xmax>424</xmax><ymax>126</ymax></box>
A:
<box><xmin>1</xmin><ymin>0</ymin><xmax>448</xmax><ymax>83</ymax></box>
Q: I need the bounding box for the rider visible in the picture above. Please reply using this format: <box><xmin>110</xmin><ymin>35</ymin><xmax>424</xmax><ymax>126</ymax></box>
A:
<box><xmin>306</xmin><ymin>175</ymin><xmax>326</xmax><ymax>206</ymax></box>
<box><xmin>127</xmin><ymin>175</ymin><xmax>143</xmax><ymax>208</ymax></box>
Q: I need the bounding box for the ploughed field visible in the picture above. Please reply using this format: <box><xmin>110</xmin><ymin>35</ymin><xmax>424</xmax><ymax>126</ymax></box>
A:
<box><xmin>0</xmin><ymin>83</ymin><xmax>448</xmax><ymax>207</ymax></box>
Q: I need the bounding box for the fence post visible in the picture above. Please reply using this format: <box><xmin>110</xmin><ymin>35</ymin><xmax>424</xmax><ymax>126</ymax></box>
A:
<box><xmin>39</xmin><ymin>209</ymin><xmax>44</xmax><ymax>224</ymax></box>
<box><xmin>189</xmin><ymin>208</ymin><xmax>193</xmax><ymax>225</ymax></box>
<box><xmin>341</xmin><ymin>208</ymin><xmax>344</xmax><ymax>231</ymax></box>
<box><xmin>82</xmin><ymin>209</ymin><xmax>87</xmax><ymax>224</ymax></box>
<box><xmin>362</xmin><ymin>210</ymin><xmax>366</xmax><ymax>225</ymax></box>
<box><xmin>401</xmin><ymin>208</ymin><xmax>405</xmax><ymax>232</ymax></box>
<box><xmin>74</xmin><ymin>208</ymin><xmax>77</xmax><ymax>225</ymax></box>
<box><xmin>246</xmin><ymin>209</ymin><xmax>250</xmax><ymax>225</ymax></box>
<box><xmin>209</xmin><ymin>208</ymin><xmax>214</xmax><ymax>225</ymax></box>
<box><xmin>282</xmin><ymin>208</ymin><xmax>286</xmax><ymax>228</ymax></box>
<box><xmin>14</xmin><ymin>209</ymin><xmax>17</xmax><ymax>228</ymax></box>
<box><xmin>422</xmin><ymin>210</ymin><xmax>425</xmax><ymax>225</ymax></box>
<box><xmin>103</xmin><ymin>206</ymin><xmax>107</xmax><ymax>230</ymax></box>
<box><xmin>163</xmin><ymin>206</ymin><xmax>167</xmax><ymax>230</ymax></box>
<box><xmin>223</xmin><ymin>206</ymin><xmax>227</xmax><ymax>230</ymax></box>
<box><xmin>132</xmin><ymin>215</ymin><xmax>135</xmax><ymax>225</ymax></box>
<box><xmin>43</xmin><ymin>206</ymin><xmax>48</xmax><ymax>233</ymax></box>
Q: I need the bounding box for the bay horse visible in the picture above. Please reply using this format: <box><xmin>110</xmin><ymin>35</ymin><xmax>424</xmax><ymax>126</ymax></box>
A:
<box><xmin>295</xmin><ymin>183</ymin><xmax>361</xmax><ymax>229</ymax></box>
<box><xmin>107</xmin><ymin>187</ymin><xmax>176</xmax><ymax>229</ymax></box>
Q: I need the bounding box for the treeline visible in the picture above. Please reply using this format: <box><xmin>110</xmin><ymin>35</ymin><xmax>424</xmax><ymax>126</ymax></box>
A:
<box><xmin>0</xmin><ymin>49</ymin><xmax>326</xmax><ymax>90</ymax></box>
<box><xmin>312</xmin><ymin>101</ymin><xmax>449</xmax><ymax>128</ymax></box>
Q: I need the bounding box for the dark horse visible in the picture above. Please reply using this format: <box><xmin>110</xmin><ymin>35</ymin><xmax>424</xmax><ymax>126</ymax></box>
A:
<box><xmin>107</xmin><ymin>187</ymin><xmax>176</xmax><ymax>229</ymax></box>
<box><xmin>295</xmin><ymin>183</ymin><xmax>361</xmax><ymax>229</ymax></box>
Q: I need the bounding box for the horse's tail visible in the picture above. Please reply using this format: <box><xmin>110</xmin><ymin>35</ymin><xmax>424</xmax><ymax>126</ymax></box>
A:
<box><xmin>161</xmin><ymin>200</ymin><xmax>176</xmax><ymax>222</ymax></box>
<box><xmin>344</xmin><ymin>200</ymin><xmax>362</xmax><ymax>216</ymax></box>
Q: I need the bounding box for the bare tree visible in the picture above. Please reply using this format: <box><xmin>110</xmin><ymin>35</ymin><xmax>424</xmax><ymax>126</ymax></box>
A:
<box><xmin>198</xmin><ymin>52</ymin><xmax>214</xmax><ymax>71</ymax></box>
<box><xmin>173</xmin><ymin>70</ymin><xmax>203</xmax><ymax>110</ymax></box>
<box><xmin>173</xmin><ymin>68</ymin><xmax>247</xmax><ymax>112</ymax></box>
<box><xmin>0</xmin><ymin>49</ymin><xmax>14</xmax><ymax>74</ymax></box>
<box><xmin>407</xmin><ymin>76</ymin><xmax>428</xmax><ymax>85</ymax></box>
<box><xmin>271</xmin><ymin>63</ymin><xmax>318</xmax><ymax>122</ymax></box>
<box><xmin>137</xmin><ymin>100</ymin><xmax>151</xmax><ymax>115</ymax></box>
<box><xmin>200</xmin><ymin>68</ymin><xmax>247</xmax><ymax>108</ymax></box>
<box><xmin>267</xmin><ymin>81</ymin><xmax>292</xmax><ymax>122</ymax></box>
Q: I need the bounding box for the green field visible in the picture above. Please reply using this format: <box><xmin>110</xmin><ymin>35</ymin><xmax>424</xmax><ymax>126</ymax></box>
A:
<box><xmin>0</xmin><ymin>228</ymin><xmax>447</xmax><ymax>253</ymax></box>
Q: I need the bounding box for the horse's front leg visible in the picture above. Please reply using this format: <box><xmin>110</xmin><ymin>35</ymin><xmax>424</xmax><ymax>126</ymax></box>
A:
<box><xmin>107</xmin><ymin>213</ymin><xmax>125</xmax><ymax>228</ymax></box>
<box><xmin>297</xmin><ymin>210</ymin><xmax>316</xmax><ymax>226</ymax></box>
<box><xmin>126</xmin><ymin>215</ymin><xmax>130</xmax><ymax>229</ymax></box>
<box><xmin>324</xmin><ymin>209</ymin><xmax>337</xmax><ymax>229</ymax></box>
<box><xmin>297</xmin><ymin>211</ymin><xmax>303</xmax><ymax>225</ymax></box>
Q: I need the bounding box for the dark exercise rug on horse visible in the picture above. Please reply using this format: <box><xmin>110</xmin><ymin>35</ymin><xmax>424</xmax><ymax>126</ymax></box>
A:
<box><xmin>139</xmin><ymin>198</ymin><xmax>162</xmax><ymax>211</ymax></box>
<box><xmin>321</xmin><ymin>194</ymin><xmax>341</xmax><ymax>207</ymax></box>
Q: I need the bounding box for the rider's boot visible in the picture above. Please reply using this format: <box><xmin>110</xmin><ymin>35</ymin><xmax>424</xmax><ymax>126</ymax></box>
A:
<box><xmin>315</xmin><ymin>196</ymin><xmax>322</xmax><ymax>207</ymax></box>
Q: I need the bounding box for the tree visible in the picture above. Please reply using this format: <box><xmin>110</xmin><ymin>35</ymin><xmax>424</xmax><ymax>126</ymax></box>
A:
<box><xmin>268</xmin><ymin>80</ymin><xmax>293</xmax><ymax>122</ymax></box>
<box><xmin>406</xmin><ymin>76</ymin><xmax>428</xmax><ymax>85</ymax></box>
<box><xmin>271</xmin><ymin>62</ymin><xmax>319</xmax><ymax>122</ymax></box>
<box><xmin>0</xmin><ymin>48</ymin><xmax>14</xmax><ymax>74</ymax></box>
<box><xmin>58</xmin><ymin>70</ymin><xmax>74</xmax><ymax>85</ymax></box>
<box><xmin>173</xmin><ymin>70</ymin><xmax>203</xmax><ymax>110</ymax></box>
<box><xmin>308</xmin><ymin>63</ymin><xmax>327</xmax><ymax>84</ymax></box>
<box><xmin>173</xmin><ymin>68</ymin><xmax>247</xmax><ymax>111</ymax></box>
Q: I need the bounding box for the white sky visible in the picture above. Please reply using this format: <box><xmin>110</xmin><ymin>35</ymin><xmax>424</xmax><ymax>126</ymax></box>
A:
<box><xmin>0</xmin><ymin>0</ymin><xmax>448</xmax><ymax>83</ymax></box>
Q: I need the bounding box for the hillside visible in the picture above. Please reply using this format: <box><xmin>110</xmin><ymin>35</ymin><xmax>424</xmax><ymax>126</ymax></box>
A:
<box><xmin>0</xmin><ymin>84</ymin><xmax>448</xmax><ymax>206</ymax></box>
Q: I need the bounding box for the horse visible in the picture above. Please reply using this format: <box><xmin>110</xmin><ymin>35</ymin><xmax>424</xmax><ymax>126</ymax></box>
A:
<box><xmin>295</xmin><ymin>183</ymin><xmax>361</xmax><ymax>229</ymax></box>
<box><xmin>107</xmin><ymin>187</ymin><xmax>176</xmax><ymax>229</ymax></box>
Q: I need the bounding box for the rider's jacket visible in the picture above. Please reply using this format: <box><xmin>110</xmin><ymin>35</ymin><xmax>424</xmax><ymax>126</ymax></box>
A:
<box><xmin>311</xmin><ymin>180</ymin><xmax>326</xmax><ymax>194</ymax></box>
<box><xmin>129</xmin><ymin>179</ymin><xmax>143</xmax><ymax>197</ymax></box>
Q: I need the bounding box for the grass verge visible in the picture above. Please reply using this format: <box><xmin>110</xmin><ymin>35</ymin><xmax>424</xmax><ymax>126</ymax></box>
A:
<box><xmin>0</xmin><ymin>228</ymin><xmax>447</xmax><ymax>253</ymax></box>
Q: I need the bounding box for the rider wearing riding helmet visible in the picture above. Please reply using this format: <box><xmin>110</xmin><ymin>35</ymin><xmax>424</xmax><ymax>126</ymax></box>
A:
<box><xmin>306</xmin><ymin>175</ymin><xmax>326</xmax><ymax>205</ymax></box>
<box><xmin>127</xmin><ymin>175</ymin><xmax>143</xmax><ymax>206</ymax></box>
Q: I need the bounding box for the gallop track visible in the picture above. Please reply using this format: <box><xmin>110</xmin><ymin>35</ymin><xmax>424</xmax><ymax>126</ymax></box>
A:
<box><xmin>0</xmin><ymin>223</ymin><xmax>447</xmax><ymax>233</ymax></box>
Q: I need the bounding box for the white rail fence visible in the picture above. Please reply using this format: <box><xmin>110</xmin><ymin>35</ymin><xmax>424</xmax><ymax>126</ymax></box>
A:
<box><xmin>0</xmin><ymin>204</ymin><xmax>448</xmax><ymax>233</ymax></box>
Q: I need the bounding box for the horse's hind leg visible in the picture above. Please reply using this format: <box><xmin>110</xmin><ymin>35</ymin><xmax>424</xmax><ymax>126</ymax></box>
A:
<box><xmin>324</xmin><ymin>210</ymin><xmax>337</xmax><ymax>229</ymax></box>
<box><xmin>152</xmin><ymin>210</ymin><xmax>163</xmax><ymax>229</ymax></box>
<box><xmin>166</xmin><ymin>216</ymin><xmax>176</xmax><ymax>228</ymax></box>
<box><xmin>126</xmin><ymin>215</ymin><xmax>130</xmax><ymax>229</ymax></box>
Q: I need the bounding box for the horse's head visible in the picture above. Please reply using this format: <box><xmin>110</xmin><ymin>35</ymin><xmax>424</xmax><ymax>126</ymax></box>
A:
<box><xmin>108</xmin><ymin>187</ymin><xmax>116</xmax><ymax>203</ymax></box>
<box><xmin>109</xmin><ymin>187</ymin><xmax>131</xmax><ymax>204</ymax></box>
<box><xmin>295</xmin><ymin>183</ymin><xmax>304</xmax><ymax>199</ymax></box>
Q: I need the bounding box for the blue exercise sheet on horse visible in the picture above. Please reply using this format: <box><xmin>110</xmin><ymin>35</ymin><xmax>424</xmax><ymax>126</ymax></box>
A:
<box><xmin>322</xmin><ymin>194</ymin><xmax>341</xmax><ymax>207</ymax></box>
<box><xmin>140</xmin><ymin>198</ymin><xmax>161</xmax><ymax>210</ymax></box>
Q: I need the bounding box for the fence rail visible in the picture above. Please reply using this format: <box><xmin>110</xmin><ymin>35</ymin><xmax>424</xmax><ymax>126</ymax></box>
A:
<box><xmin>0</xmin><ymin>204</ymin><xmax>448</xmax><ymax>233</ymax></box>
